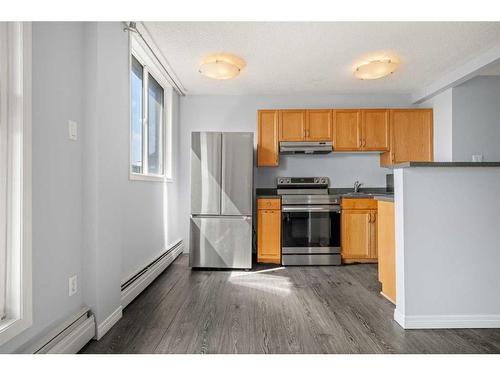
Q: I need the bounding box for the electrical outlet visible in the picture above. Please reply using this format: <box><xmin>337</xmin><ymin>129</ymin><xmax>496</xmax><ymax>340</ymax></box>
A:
<box><xmin>69</xmin><ymin>275</ymin><xmax>77</xmax><ymax>296</ymax></box>
<box><xmin>68</xmin><ymin>120</ymin><xmax>78</xmax><ymax>141</ymax></box>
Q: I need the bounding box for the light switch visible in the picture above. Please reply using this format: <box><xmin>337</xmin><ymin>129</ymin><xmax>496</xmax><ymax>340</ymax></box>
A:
<box><xmin>68</xmin><ymin>120</ymin><xmax>78</xmax><ymax>141</ymax></box>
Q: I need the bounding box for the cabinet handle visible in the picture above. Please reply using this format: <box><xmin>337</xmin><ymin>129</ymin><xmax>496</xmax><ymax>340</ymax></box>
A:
<box><xmin>359</xmin><ymin>140</ymin><xmax>362</xmax><ymax>148</ymax></box>
<box><xmin>363</xmin><ymin>139</ymin><xmax>366</xmax><ymax>147</ymax></box>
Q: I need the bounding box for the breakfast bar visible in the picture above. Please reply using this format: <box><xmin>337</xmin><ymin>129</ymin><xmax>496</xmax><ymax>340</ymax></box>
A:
<box><xmin>392</xmin><ymin>162</ymin><xmax>500</xmax><ymax>329</ymax></box>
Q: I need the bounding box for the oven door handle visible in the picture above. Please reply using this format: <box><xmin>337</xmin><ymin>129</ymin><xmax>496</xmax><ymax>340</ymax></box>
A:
<box><xmin>282</xmin><ymin>205</ymin><xmax>341</xmax><ymax>213</ymax></box>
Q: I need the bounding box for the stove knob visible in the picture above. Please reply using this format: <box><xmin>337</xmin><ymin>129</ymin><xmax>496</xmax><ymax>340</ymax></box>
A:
<box><xmin>314</xmin><ymin>178</ymin><xmax>319</xmax><ymax>183</ymax></box>
<box><xmin>278</xmin><ymin>178</ymin><xmax>284</xmax><ymax>184</ymax></box>
<box><xmin>320</xmin><ymin>178</ymin><xmax>327</xmax><ymax>184</ymax></box>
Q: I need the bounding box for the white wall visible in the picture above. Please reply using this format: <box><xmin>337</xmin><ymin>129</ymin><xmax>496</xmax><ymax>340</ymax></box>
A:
<box><xmin>81</xmin><ymin>22</ymin><xmax>184</xmax><ymax>327</ymax></box>
<box><xmin>394</xmin><ymin>166</ymin><xmax>500</xmax><ymax>328</ymax></box>
<box><xmin>1</xmin><ymin>22</ymin><xmax>183</xmax><ymax>352</ymax></box>
<box><xmin>120</xmin><ymin>93</ymin><xmax>182</xmax><ymax>282</ymax></box>
<box><xmin>1</xmin><ymin>22</ymin><xmax>85</xmax><ymax>353</ymax></box>
<box><xmin>452</xmin><ymin>76</ymin><xmax>500</xmax><ymax>162</ymax></box>
<box><xmin>419</xmin><ymin>89</ymin><xmax>453</xmax><ymax>161</ymax></box>
<box><xmin>179</xmin><ymin>94</ymin><xmax>414</xmax><ymax>249</ymax></box>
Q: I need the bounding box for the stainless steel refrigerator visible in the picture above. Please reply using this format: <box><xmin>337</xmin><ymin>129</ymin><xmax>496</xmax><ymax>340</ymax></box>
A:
<box><xmin>189</xmin><ymin>132</ymin><xmax>254</xmax><ymax>269</ymax></box>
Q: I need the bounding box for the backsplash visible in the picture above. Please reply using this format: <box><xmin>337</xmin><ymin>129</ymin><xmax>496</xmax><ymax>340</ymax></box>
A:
<box><xmin>256</xmin><ymin>152</ymin><xmax>388</xmax><ymax>188</ymax></box>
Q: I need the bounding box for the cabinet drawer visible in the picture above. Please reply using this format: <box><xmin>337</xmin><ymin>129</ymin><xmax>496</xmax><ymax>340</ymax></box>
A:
<box><xmin>257</xmin><ymin>198</ymin><xmax>281</xmax><ymax>210</ymax></box>
<box><xmin>341</xmin><ymin>198</ymin><xmax>377</xmax><ymax>210</ymax></box>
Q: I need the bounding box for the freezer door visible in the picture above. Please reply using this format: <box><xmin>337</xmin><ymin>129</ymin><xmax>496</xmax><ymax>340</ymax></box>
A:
<box><xmin>221</xmin><ymin>133</ymin><xmax>254</xmax><ymax>216</ymax></box>
<box><xmin>189</xmin><ymin>216</ymin><xmax>252</xmax><ymax>269</ymax></box>
<box><xmin>191</xmin><ymin>132</ymin><xmax>222</xmax><ymax>215</ymax></box>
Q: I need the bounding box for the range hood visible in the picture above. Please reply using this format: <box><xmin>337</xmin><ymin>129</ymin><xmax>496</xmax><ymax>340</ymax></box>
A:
<box><xmin>279</xmin><ymin>141</ymin><xmax>333</xmax><ymax>155</ymax></box>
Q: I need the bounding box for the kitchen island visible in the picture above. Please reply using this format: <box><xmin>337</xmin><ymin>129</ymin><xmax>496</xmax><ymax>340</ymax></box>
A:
<box><xmin>392</xmin><ymin>162</ymin><xmax>500</xmax><ymax>329</ymax></box>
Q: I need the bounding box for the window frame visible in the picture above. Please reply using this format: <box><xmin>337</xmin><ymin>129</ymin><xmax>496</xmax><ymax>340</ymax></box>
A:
<box><xmin>0</xmin><ymin>22</ymin><xmax>33</xmax><ymax>346</ymax></box>
<box><xmin>129</xmin><ymin>34</ymin><xmax>173</xmax><ymax>183</ymax></box>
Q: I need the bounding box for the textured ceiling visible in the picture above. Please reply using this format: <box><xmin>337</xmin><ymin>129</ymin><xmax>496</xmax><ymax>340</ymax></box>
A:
<box><xmin>144</xmin><ymin>22</ymin><xmax>500</xmax><ymax>95</ymax></box>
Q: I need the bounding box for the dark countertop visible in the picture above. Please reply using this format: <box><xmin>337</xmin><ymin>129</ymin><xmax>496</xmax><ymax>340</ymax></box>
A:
<box><xmin>392</xmin><ymin>162</ymin><xmax>500</xmax><ymax>168</ymax></box>
<box><xmin>256</xmin><ymin>187</ymin><xmax>393</xmax><ymax>201</ymax></box>
<box><xmin>374</xmin><ymin>195</ymin><xmax>394</xmax><ymax>202</ymax></box>
<box><xmin>255</xmin><ymin>188</ymin><xmax>278</xmax><ymax>197</ymax></box>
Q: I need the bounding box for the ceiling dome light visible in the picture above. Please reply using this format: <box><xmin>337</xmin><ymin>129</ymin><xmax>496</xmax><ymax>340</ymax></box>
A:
<box><xmin>354</xmin><ymin>59</ymin><xmax>399</xmax><ymax>80</ymax></box>
<box><xmin>199</xmin><ymin>53</ymin><xmax>245</xmax><ymax>80</ymax></box>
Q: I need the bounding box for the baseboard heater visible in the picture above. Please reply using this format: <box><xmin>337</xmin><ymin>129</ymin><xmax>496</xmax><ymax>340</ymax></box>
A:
<box><xmin>21</xmin><ymin>307</ymin><xmax>95</xmax><ymax>354</ymax></box>
<box><xmin>121</xmin><ymin>240</ymin><xmax>184</xmax><ymax>308</ymax></box>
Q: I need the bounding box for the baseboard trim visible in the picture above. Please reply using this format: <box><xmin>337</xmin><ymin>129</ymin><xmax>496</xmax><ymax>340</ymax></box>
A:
<box><xmin>96</xmin><ymin>306</ymin><xmax>123</xmax><ymax>340</ymax></box>
<box><xmin>121</xmin><ymin>240</ymin><xmax>184</xmax><ymax>308</ymax></box>
<box><xmin>394</xmin><ymin>309</ymin><xmax>500</xmax><ymax>329</ymax></box>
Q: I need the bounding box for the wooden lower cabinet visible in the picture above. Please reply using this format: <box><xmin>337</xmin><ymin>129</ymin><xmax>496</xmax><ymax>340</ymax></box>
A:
<box><xmin>377</xmin><ymin>200</ymin><xmax>396</xmax><ymax>303</ymax></box>
<box><xmin>341</xmin><ymin>198</ymin><xmax>377</xmax><ymax>263</ymax></box>
<box><xmin>257</xmin><ymin>198</ymin><xmax>281</xmax><ymax>264</ymax></box>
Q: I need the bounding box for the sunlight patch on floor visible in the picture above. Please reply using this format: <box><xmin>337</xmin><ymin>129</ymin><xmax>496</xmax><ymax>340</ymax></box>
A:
<box><xmin>229</xmin><ymin>269</ymin><xmax>292</xmax><ymax>296</ymax></box>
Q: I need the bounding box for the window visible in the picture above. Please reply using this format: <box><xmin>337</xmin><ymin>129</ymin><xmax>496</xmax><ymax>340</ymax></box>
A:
<box><xmin>0</xmin><ymin>22</ymin><xmax>32</xmax><ymax>346</ymax></box>
<box><xmin>129</xmin><ymin>36</ymin><xmax>172</xmax><ymax>181</ymax></box>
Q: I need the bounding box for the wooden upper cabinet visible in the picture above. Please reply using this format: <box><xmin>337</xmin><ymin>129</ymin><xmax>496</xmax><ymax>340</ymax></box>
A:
<box><xmin>306</xmin><ymin>109</ymin><xmax>332</xmax><ymax>141</ymax></box>
<box><xmin>279</xmin><ymin>110</ymin><xmax>306</xmax><ymax>141</ymax></box>
<box><xmin>256</xmin><ymin>108</ymin><xmax>433</xmax><ymax>167</ymax></box>
<box><xmin>362</xmin><ymin>109</ymin><xmax>390</xmax><ymax>151</ymax></box>
<box><xmin>257</xmin><ymin>110</ymin><xmax>279</xmax><ymax>167</ymax></box>
<box><xmin>332</xmin><ymin>110</ymin><xmax>361</xmax><ymax>151</ymax></box>
<box><xmin>385</xmin><ymin>109</ymin><xmax>433</xmax><ymax>165</ymax></box>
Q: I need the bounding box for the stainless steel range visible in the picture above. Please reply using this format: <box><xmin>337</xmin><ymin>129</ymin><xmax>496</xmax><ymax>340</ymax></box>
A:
<box><xmin>278</xmin><ymin>177</ymin><xmax>341</xmax><ymax>266</ymax></box>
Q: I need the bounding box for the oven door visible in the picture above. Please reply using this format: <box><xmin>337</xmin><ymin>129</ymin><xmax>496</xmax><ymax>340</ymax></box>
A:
<box><xmin>281</xmin><ymin>205</ymin><xmax>341</xmax><ymax>254</ymax></box>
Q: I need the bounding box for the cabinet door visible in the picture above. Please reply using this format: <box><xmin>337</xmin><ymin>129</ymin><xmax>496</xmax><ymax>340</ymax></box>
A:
<box><xmin>341</xmin><ymin>209</ymin><xmax>371</xmax><ymax>259</ymax></box>
<box><xmin>362</xmin><ymin>109</ymin><xmax>390</xmax><ymax>151</ymax></box>
<box><xmin>279</xmin><ymin>110</ymin><xmax>306</xmax><ymax>141</ymax></box>
<box><xmin>257</xmin><ymin>110</ymin><xmax>279</xmax><ymax>167</ymax></box>
<box><xmin>369</xmin><ymin>210</ymin><xmax>378</xmax><ymax>259</ymax></box>
<box><xmin>306</xmin><ymin>109</ymin><xmax>332</xmax><ymax>141</ymax></box>
<box><xmin>377</xmin><ymin>201</ymin><xmax>395</xmax><ymax>302</ymax></box>
<box><xmin>257</xmin><ymin>208</ymin><xmax>281</xmax><ymax>264</ymax></box>
<box><xmin>391</xmin><ymin>109</ymin><xmax>433</xmax><ymax>164</ymax></box>
<box><xmin>333</xmin><ymin>110</ymin><xmax>361</xmax><ymax>151</ymax></box>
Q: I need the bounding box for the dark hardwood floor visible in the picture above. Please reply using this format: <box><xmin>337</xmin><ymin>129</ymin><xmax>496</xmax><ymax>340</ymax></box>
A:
<box><xmin>80</xmin><ymin>254</ymin><xmax>500</xmax><ymax>354</ymax></box>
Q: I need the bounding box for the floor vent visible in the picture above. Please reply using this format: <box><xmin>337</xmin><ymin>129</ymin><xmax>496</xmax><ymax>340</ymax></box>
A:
<box><xmin>121</xmin><ymin>240</ymin><xmax>184</xmax><ymax>308</ymax></box>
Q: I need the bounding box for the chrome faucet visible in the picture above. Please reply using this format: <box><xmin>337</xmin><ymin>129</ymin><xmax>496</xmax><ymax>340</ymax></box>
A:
<box><xmin>354</xmin><ymin>180</ymin><xmax>363</xmax><ymax>193</ymax></box>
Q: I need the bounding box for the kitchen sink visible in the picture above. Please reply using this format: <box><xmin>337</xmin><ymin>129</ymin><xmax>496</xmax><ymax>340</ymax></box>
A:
<box><xmin>342</xmin><ymin>192</ymin><xmax>374</xmax><ymax>198</ymax></box>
